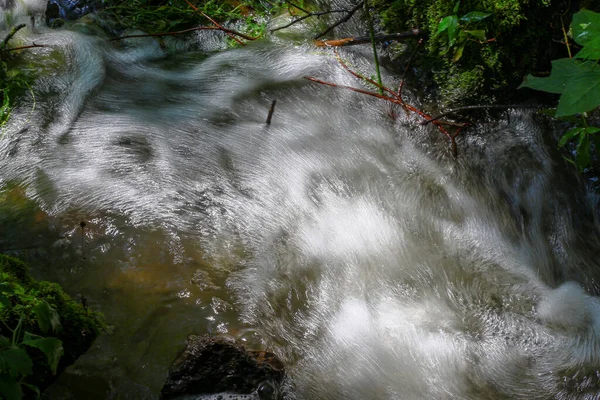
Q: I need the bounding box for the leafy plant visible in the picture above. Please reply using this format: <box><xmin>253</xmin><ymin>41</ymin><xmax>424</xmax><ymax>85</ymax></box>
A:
<box><xmin>0</xmin><ymin>276</ymin><xmax>64</xmax><ymax>400</ymax></box>
<box><xmin>435</xmin><ymin>1</ymin><xmax>491</xmax><ymax>62</ymax></box>
<box><xmin>520</xmin><ymin>10</ymin><xmax>600</xmax><ymax>171</ymax></box>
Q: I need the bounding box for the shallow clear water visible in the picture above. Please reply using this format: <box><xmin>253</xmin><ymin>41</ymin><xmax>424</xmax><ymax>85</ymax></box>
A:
<box><xmin>2</xmin><ymin>4</ymin><xmax>600</xmax><ymax>400</ymax></box>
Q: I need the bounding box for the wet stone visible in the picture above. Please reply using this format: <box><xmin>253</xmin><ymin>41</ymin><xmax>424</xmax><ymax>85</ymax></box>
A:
<box><xmin>161</xmin><ymin>335</ymin><xmax>285</xmax><ymax>400</ymax></box>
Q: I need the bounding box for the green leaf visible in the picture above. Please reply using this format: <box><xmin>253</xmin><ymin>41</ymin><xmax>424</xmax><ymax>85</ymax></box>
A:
<box><xmin>33</xmin><ymin>301</ymin><xmax>61</xmax><ymax>334</ymax></box>
<box><xmin>459</xmin><ymin>12</ymin><xmax>491</xmax><ymax>23</ymax></box>
<box><xmin>446</xmin><ymin>15</ymin><xmax>459</xmax><ymax>44</ymax></box>
<box><xmin>519</xmin><ymin>58</ymin><xmax>596</xmax><ymax>94</ymax></box>
<box><xmin>574</xmin><ymin>38</ymin><xmax>600</xmax><ymax>60</ymax></box>
<box><xmin>576</xmin><ymin>133</ymin><xmax>591</xmax><ymax>170</ymax></box>
<box><xmin>453</xmin><ymin>1</ymin><xmax>461</xmax><ymax>14</ymax></box>
<box><xmin>453</xmin><ymin>45</ymin><xmax>465</xmax><ymax>62</ymax></box>
<box><xmin>22</xmin><ymin>337</ymin><xmax>63</xmax><ymax>375</ymax></box>
<box><xmin>436</xmin><ymin>15</ymin><xmax>453</xmax><ymax>35</ymax></box>
<box><xmin>558</xmin><ymin>127</ymin><xmax>583</xmax><ymax>148</ymax></box>
<box><xmin>464</xmin><ymin>30</ymin><xmax>486</xmax><ymax>41</ymax></box>
<box><xmin>0</xmin><ymin>374</ymin><xmax>22</xmax><ymax>400</ymax></box>
<box><xmin>556</xmin><ymin>68</ymin><xmax>600</xmax><ymax>117</ymax></box>
<box><xmin>586</xmin><ymin>126</ymin><xmax>600</xmax><ymax>135</ymax></box>
<box><xmin>572</xmin><ymin>10</ymin><xmax>600</xmax><ymax>47</ymax></box>
<box><xmin>0</xmin><ymin>348</ymin><xmax>33</xmax><ymax>378</ymax></box>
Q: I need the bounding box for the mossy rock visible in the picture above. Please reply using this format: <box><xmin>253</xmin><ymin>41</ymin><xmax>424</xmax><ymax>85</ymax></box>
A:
<box><xmin>371</xmin><ymin>0</ymin><xmax>600</xmax><ymax>106</ymax></box>
<box><xmin>0</xmin><ymin>254</ymin><xmax>106</xmax><ymax>395</ymax></box>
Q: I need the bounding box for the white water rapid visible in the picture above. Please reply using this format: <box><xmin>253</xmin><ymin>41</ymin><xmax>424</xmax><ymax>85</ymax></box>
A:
<box><xmin>2</xmin><ymin>2</ymin><xmax>600</xmax><ymax>399</ymax></box>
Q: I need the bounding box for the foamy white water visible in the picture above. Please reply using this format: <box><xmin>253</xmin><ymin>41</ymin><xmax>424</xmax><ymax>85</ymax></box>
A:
<box><xmin>2</xmin><ymin>3</ymin><xmax>600</xmax><ymax>399</ymax></box>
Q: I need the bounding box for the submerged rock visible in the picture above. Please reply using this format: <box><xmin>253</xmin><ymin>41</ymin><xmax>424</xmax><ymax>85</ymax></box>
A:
<box><xmin>161</xmin><ymin>335</ymin><xmax>284</xmax><ymax>400</ymax></box>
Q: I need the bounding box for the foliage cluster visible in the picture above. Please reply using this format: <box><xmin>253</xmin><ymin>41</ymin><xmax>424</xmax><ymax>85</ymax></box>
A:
<box><xmin>0</xmin><ymin>255</ymin><xmax>106</xmax><ymax>399</ymax></box>
<box><xmin>521</xmin><ymin>10</ymin><xmax>600</xmax><ymax>171</ymax></box>
<box><xmin>96</xmin><ymin>0</ymin><xmax>284</xmax><ymax>41</ymax></box>
<box><xmin>371</xmin><ymin>0</ymin><xmax>599</xmax><ymax>105</ymax></box>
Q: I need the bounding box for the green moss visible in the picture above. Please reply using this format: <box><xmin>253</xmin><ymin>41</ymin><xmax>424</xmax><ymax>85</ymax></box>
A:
<box><xmin>372</xmin><ymin>0</ymin><xmax>600</xmax><ymax>106</ymax></box>
<box><xmin>0</xmin><ymin>254</ymin><xmax>106</xmax><ymax>392</ymax></box>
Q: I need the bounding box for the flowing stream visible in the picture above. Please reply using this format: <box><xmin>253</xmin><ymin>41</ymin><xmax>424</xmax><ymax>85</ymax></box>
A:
<box><xmin>2</xmin><ymin>3</ymin><xmax>600</xmax><ymax>399</ymax></box>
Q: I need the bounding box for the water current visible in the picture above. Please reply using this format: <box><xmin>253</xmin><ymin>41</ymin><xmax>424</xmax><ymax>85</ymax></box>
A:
<box><xmin>2</xmin><ymin>2</ymin><xmax>600</xmax><ymax>399</ymax></box>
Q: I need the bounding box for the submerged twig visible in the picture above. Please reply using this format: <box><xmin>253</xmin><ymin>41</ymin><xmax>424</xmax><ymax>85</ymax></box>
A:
<box><xmin>313</xmin><ymin>1</ymin><xmax>364</xmax><ymax>39</ymax></box>
<box><xmin>314</xmin><ymin>31</ymin><xmax>423</xmax><ymax>47</ymax></box>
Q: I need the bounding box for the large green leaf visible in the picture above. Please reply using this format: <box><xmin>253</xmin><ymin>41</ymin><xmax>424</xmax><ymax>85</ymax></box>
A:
<box><xmin>0</xmin><ymin>374</ymin><xmax>21</xmax><ymax>400</ymax></box>
<box><xmin>0</xmin><ymin>348</ymin><xmax>32</xmax><ymax>378</ymax></box>
<box><xmin>556</xmin><ymin>69</ymin><xmax>600</xmax><ymax>116</ymax></box>
<box><xmin>519</xmin><ymin>58</ymin><xmax>596</xmax><ymax>94</ymax></box>
<box><xmin>33</xmin><ymin>301</ymin><xmax>61</xmax><ymax>334</ymax></box>
<box><xmin>464</xmin><ymin>30</ymin><xmax>486</xmax><ymax>41</ymax></box>
<box><xmin>572</xmin><ymin>10</ymin><xmax>600</xmax><ymax>46</ymax></box>
<box><xmin>575</xmin><ymin>38</ymin><xmax>600</xmax><ymax>60</ymax></box>
<box><xmin>22</xmin><ymin>336</ymin><xmax>63</xmax><ymax>375</ymax></box>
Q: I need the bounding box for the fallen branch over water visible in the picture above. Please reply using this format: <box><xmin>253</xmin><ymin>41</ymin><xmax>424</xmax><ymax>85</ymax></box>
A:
<box><xmin>1</xmin><ymin>43</ymin><xmax>49</xmax><ymax>52</ymax></box>
<box><xmin>270</xmin><ymin>3</ymin><xmax>350</xmax><ymax>33</ymax></box>
<box><xmin>305</xmin><ymin>48</ymin><xmax>471</xmax><ymax>157</ymax></box>
<box><xmin>314</xmin><ymin>31</ymin><xmax>424</xmax><ymax>47</ymax></box>
<box><xmin>313</xmin><ymin>1</ymin><xmax>364</xmax><ymax>39</ymax></box>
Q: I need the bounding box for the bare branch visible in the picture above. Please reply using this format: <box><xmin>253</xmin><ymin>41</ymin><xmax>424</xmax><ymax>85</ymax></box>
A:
<box><xmin>270</xmin><ymin>8</ymin><xmax>349</xmax><ymax>33</ymax></box>
<box><xmin>1</xmin><ymin>43</ymin><xmax>49</xmax><ymax>52</ymax></box>
<box><xmin>314</xmin><ymin>30</ymin><xmax>424</xmax><ymax>47</ymax></box>
<box><xmin>313</xmin><ymin>1</ymin><xmax>364</xmax><ymax>40</ymax></box>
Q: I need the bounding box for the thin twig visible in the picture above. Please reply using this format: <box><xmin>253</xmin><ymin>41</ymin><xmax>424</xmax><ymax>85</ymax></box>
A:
<box><xmin>334</xmin><ymin>49</ymin><xmax>399</xmax><ymax>99</ymax></box>
<box><xmin>185</xmin><ymin>0</ymin><xmax>258</xmax><ymax>44</ymax></box>
<box><xmin>313</xmin><ymin>1</ymin><xmax>364</xmax><ymax>40</ymax></box>
<box><xmin>270</xmin><ymin>9</ymin><xmax>348</xmax><ymax>32</ymax></box>
<box><xmin>421</xmin><ymin>104</ymin><xmax>540</xmax><ymax>125</ymax></box>
<box><xmin>266</xmin><ymin>100</ymin><xmax>276</xmax><ymax>124</ymax></box>
<box><xmin>287</xmin><ymin>1</ymin><xmax>311</xmax><ymax>14</ymax></box>
<box><xmin>110</xmin><ymin>26</ymin><xmax>221</xmax><ymax>41</ymax></box>
<box><xmin>0</xmin><ymin>24</ymin><xmax>26</xmax><ymax>51</ymax></box>
<box><xmin>398</xmin><ymin>38</ymin><xmax>423</xmax><ymax>100</ymax></box>
<box><xmin>1</xmin><ymin>43</ymin><xmax>49</xmax><ymax>52</ymax></box>
<box><xmin>304</xmin><ymin>76</ymin><xmax>397</xmax><ymax>102</ymax></box>
<box><xmin>304</xmin><ymin>76</ymin><xmax>454</xmax><ymax>140</ymax></box>
<box><xmin>314</xmin><ymin>31</ymin><xmax>423</xmax><ymax>47</ymax></box>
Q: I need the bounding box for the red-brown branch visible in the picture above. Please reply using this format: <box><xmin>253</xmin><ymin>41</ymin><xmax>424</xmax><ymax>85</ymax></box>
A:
<box><xmin>304</xmin><ymin>76</ymin><xmax>453</xmax><ymax>140</ymax></box>
<box><xmin>333</xmin><ymin>49</ymin><xmax>400</xmax><ymax>100</ymax></box>
<box><xmin>1</xmin><ymin>43</ymin><xmax>49</xmax><ymax>52</ymax></box>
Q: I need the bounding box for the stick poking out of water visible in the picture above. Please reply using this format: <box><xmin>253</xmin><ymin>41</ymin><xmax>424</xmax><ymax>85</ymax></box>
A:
<box><xmin>266</xmin><ymin>100</ymin><xmax>277</xmax><ymax>125</ymax></box>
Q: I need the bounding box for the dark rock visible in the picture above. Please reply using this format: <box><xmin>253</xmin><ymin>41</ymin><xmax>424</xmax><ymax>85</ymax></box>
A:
<box><xmin>161</xmin><ymin>335</ymin><xmax>285</xmax><ymax>400</ymax></box>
